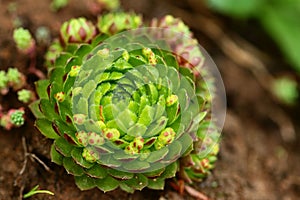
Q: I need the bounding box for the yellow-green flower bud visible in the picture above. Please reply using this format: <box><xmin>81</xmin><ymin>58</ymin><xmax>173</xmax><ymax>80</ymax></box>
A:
<box><xmin>103</xmin><ymin>128</ymin><xmax>120</xmax><ymax>141</ymax></box>
<box><xmin>82</xmin><ymin>148</ymin><xmax>99</xmax><ymax>163</ymax></box>
<box><xmin>97</xmin><ymin>48</ymin><xmax>110</xmax><ymax>58</ymax></box>
<box><xmin>75</xmin><ymin>131</ymin><xmax>88</xmax><ymax>146</ymax></box>
<box><xmin>69</xmin><ymin>65</ymin><xmax>81</xmax><ymax>77</ymax></box>
<box><xmin>166</xmin><ymin>95</ymin><xmax>178</xmax><ymax>107</ymax></box>
<box><xmin>73</xmin><ymin>114</ymin><xmax>86</xmax><ymax>125</ymax></box>
<box><xmin>54</xmin><ymin>92</ymin><xmax>65</xmax><ymax>102</ymax></box>
<box><xmin>88</xmin><ymin>132</ymin><xmax>105</xmax><ymax>147</ymax></box>
<box><xmin>158</xmin><ymin>127</ymin><xmax>175</xmax><ymax>145</ymax></box>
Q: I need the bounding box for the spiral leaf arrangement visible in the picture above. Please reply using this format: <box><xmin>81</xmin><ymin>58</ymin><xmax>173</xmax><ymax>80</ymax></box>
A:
<box><xmin>30</xmin><ymin>12</ymin><xmax>220</xmax><ymax>192</ymax></box>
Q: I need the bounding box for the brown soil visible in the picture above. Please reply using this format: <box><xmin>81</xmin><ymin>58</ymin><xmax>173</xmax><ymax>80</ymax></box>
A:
<box><xmin>1</xmin><ymin>0</ymin><xmax>300</xmax><ymax>199</ymax></box>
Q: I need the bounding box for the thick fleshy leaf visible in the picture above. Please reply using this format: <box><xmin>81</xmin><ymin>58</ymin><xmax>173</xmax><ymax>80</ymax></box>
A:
<box><xmin>75</xmin><ymin>44</ymin><xmax>93</xmax><ymax>58</ymax></box>
<box><xmin>116</xmin><ymin>109</ymin><xmax>137</xmax><ymax>131</ymax></box>
<box><xmin>111</xmin><ymin>139</ymin><xmax>130</xmax><ymax>149</ymax></box>
<box><xmin>39</xmin><ymin>99</ymin><xmax>60</xmax><ymax>120</ymax></box>
<box><xmin>50</xmin><ymin>144</ymin><xmax>63</xmax><ymax>165</ymax></box>
<box><xmin>91</xmin><ymin>34</ymin><xmax>109</xmax><ymax>47</ymax></box>
<box><xmin>164</xmin><ymin>53</ymin><xmax>179</xmax><ymax>69</ymax></box>
<box><xmin>177</xmin><ymin>88</ymin><xmax>189</xmax><ymax>111</ymax></box>
<box><xmin>71</xmin><ymin>148</ymin><xmax>94</xmax><ymax>168</ymax></box>
<box><xmin>49</xmin><ymin>67</ymin><xmax>65</xmax><ymax>85</ymax></box>
<box><xmin>147</xmin><ymin>178</ymin><xmax>165</xmax><ymax>190</ymax></box>
<box><xmin>153</xmin><ymin>96</ymin><xmax>166</xmax><ymax>120</ymax></box>
<box><xmin>63</xmin><ymin>75</ymin><xmax>76</xmax><ymax>94</ymax></box>
<box><xmin>54</xmin><ymin>137</ymin><xmax>74</xmax><ymax>157</ymax></box>
<box><xmin>146</xmin><ymin>84</ymin><xmax>159</xmax><ymax>105</ymax></box>
<box><xmin>127</xmin><ymin>123</ymin><xmax>147</xmax><ymax>137</ymax></box>
<box><xmin>85</xmin><ymin>164</ymin><xmax>107</xmax><ymax>179</ymax></box>
<box><xmin>179</xmin><ymin>66</ymin><xmax>194</xmax><ymax>80</ymax></box>
<box><xmin>99</xmin><ymin>154</ymin><xmax>122</xmax><ymax>168</ymax></box>
<box><xmin>114</xmin><ymin>59</ymin><xmax>133</xmax><ymax>71</ymax></box>
<box><xmin>57</xmin><ymin>101</ymin><xmax>73</xmax><ymax>123</ymax></box>
<box><xmin>55</xmin><ymin>53</ymin><xmax>73</xmax><ymax>67</ymax></box>
<box><xmin>146</xmin><ymin>147</ymin><xmax>169</xmax><ymax>163</ymax></box>
<box><xmin>75</xmin><ymin>175</ymin><xmax>96</xmax><ymax>190</ymax></box>
<box><xmin>65</xmin><ymin>57</ymin><xmax>82</xmax><ymax>73</ymax></box>
<box><xmin>35</xmin><ymin>119</ymin><xmax>60</xmax><ymax>139</ymax></box>
<box><xmin>160</xmin><ymin>161</ymin><xmax>178</xmax><ymax>179</ymax></box>
<box><xmin>29</xmin><ymin>100</ymin><xmax>44</xmax><ymax>118</ymax></box>
<box><xmin>138</xmin><ymin>96</ymin><xmax>150</xmax><ymax>115</ymax></box>
<box><xmin>82</xmin><ymin>80</ymin><xmax>96</xmax><ymax>99</ymax></box>
<box><xmin>102</xmin><ymin>104</ymin><xmax>114</xmax><ymax>121</ymax></box>
<box><xmin>112</xmin><ymin>150</ymin><xmax>138</xmax><ymax>160</ymax></box>
<box><xmin>119</xmin><ymin>183</ymin><xmax>134</xmax><ymax>193</ymax></box>
<box><xmin>83</xmin><ymin>119</ymin><xmax>102</xmax><ymax>134</ymax></box>
<box><xmin>63</xmin><ymin>157</ymin><xmax>84</xmax><ymax>176</ymax></box>
<box><xmin>96</xmin><ymin>176</ymin><xmax>119</xmax><ymax>192</ymax></box>
<box><xmin>143</xmin><ymin>137</ymin><xmax>157</xmax><ymax>149</ymax></box>
<box><xmin>162</xmin><ymin>141</ymin><xmax>182</xmax><ymax>163</ymax></box>
<box><xmin>143</xmin><ymin>167</ymin><xmax>165</xmax><ymax>178</ymax></box>
<box><xmin>144</xmin><ymin>116</ymin><xmax>168</xmax><ymax>138</ymax></box>
<box><xmin>107</xmin><ymin>169</ymin><xmax>134</xmax><ymax>180</ymax></box>
<box><xmin>156</xmin><ymin>63</ymin><xmax>168</xmax><ymax>78</ymax></box>
<box><xmin>122</xmin><ymin>174</ymin><xmax>148</xmax><ymax>191</ymax></box>
<box><xmin>35</xmin><ymin>80</ymin><xmax>50</xmax><ymax>99</ymax></box>
<box><xmin>178</xmin><ymin>133</ymin><xmax>194</xmax><ymax>155</ymax></box>
<box><xmin>122</xmin><ymin>160</ymin><xmax>150</xmax><ymax>172</ymax></box>
<box><xmin>187</xmin><ymin>111</ymin><xmax>207</xmax><ymax>133</ymax></box>
<box><xmin>54</xmin><ymin>119</ymin><xmax>76</xmax><ymax>135</ymax></box>
<box><xmin>137</xmin><ymin>105</ymin><xmax>155</xmax><ymax>126</ymax></box>
<box><xmin>168</xmin><ymin>67</ymin><xmax>180</xmax><ymax>93</ymax></box>
<box><xmin>128</xmin><ymin>55</ymin><xmax>147</xmax><ymax>66</ymax></box>
<box><xmin>166</xmin><ymin>101</ymin><xmax>180</xmax><ymax>125</ymax></box>
<box><xmin>65</xmin><ymin>44</ymin><xmax>79</xmax><ymax>54</ymax></box>
<box><xmin>76</xmin><ymin>97</ymin><xmax>89</xmax><ymax>115</ymax></box>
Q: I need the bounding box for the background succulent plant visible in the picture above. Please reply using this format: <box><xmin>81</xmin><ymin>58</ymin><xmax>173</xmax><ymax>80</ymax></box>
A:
<box><xmin>0</xmin><ymin>108</ymin><xmax>25</xmax><ymax>130</ymax></box>
<box><xmin>30</xmin><ymin>12</ymin><xmax>221</xmax><ymax>193</ymax></box>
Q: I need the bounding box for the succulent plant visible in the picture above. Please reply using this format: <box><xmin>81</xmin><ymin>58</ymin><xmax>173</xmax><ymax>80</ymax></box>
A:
<box><xmin>60</xmin><ymin>17</ymin><xmax>97</xmax><ymax>45</ymax></box>
<box><xmin>0</xmin><ymin>70</ymin><xmax>8</xmax><ymax>94</ymax></box>
<box><xmin>13</xmin><ymin>27</ymin><xmax>35</xmax><ymax>54</ymax></box>
<box><xmin>97</xmin><ymin>12</ymin><xmax>142</xmax><ymax>35</ymax></box>
<box><xmin>30</xmin><ymin>12</ymin><xmax>220</xmax><ymax>193</ymax></box>
<box><xmin>18</xmin><ymin>89</ymin><xmax>35</xmax><ymax>103</ymax></box>
<box><xmin>45</xmin><ymin>39</ymin><xmax>63</xmax><ymax>68</ymax></box>
<box><xmin>7</xmin><ymin>68</ymin><xmax>26</xmax><ymax>90</ymax></box>
<box><xmin>149</xmin><ymin>15</ymin><xmax>205</xmax><ymax>78</ymax></box>
<box><xmin>0</xmin><ymin>108</ymin><xmax>25</xmax><ymax>130</ymax></box>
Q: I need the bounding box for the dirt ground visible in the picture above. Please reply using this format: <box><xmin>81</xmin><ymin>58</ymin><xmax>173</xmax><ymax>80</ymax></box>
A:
<box><xmin>0</xmin><ymin>0</ymin><xmax>300</xmax><ymax>199</ymax></box>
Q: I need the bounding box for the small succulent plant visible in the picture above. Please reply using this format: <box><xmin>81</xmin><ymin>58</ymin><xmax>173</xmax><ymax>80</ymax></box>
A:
<box><xmin>0</xmin><ymin>70</ymin><xmax>9</xmax><ymax>95</ymax></box>
<box><xmin>30</xmin><ymin>12</ymin><xmax>220</xmax><ymax>193</ymax></box>
<box><xmin>0</xmin><ymin>108</ymin><xmax>25</xmax><ymax>130</ymax></box>
<box><xmin>18</xmin><ymin>89</ymin><xmax>35</xmax><ymax>104</ymax></box>
<box><xmin>13</xmin><ymin>28</ymin><xmax>35</xmax><ymax>54</ymax></box>
<box><xmin>0</xmin><ymin>68</ymin><xmax>26</xmax><ymax>94</ymax></box>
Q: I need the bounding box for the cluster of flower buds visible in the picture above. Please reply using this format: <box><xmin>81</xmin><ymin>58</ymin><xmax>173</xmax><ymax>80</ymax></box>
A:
<box><xmin>0</xmin><ymin>107</ymin><xmax>25</xmax><ymax>130</ymax></box>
